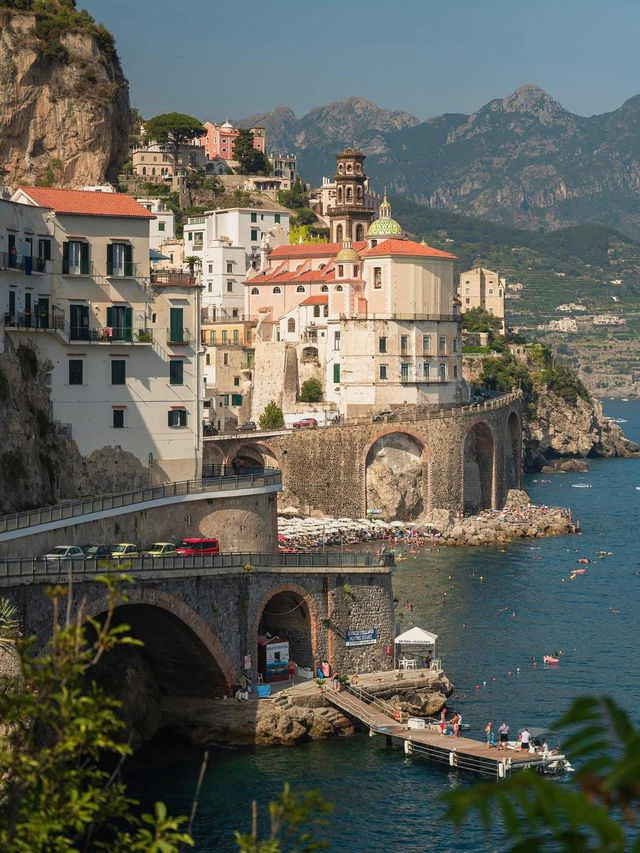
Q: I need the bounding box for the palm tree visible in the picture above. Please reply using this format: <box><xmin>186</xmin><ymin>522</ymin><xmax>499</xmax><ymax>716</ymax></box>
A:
<box><xmin>0</xmin><ymin>597</ymin><xmax>19</xmax><ymax>650</ymax></box>
<box><xmin>184</xmin><ymin>255</ymin><xmax>202</xmax><ymax>277</ymax></box>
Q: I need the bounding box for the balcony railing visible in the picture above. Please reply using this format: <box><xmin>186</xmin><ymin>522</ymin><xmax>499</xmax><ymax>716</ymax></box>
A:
<box><xmin>61</xmin><ymin>260</ymin><xmax>94</xmax><ymax>276</ymax></box>
<box><xmin>106</xmin><ymin>261</ymin><xmax>143</xmax><ymax>278</ymax></box>
<box><xmin>0</xmin><ymin>253</ymin><xmax>50</xmax><ymax>273</ymax></box>
<box><xmin>151</xmin><ymin>270</ymin><xmax>196</xmax><ymax>287</ymax></box>
<box><xmin>166</xmin><ymin>327</ymin><xmax>191</xmax><ymax>344</ymax></box>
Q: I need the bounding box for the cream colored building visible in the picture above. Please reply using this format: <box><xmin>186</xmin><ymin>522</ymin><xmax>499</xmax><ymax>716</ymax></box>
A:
<box><xmin>132</xmin><ymin>142</ymin><xmax>206</xmax><ymax>178</ymax></box>
<box><xmin>9</xmin><ymin>187</ymin><xmax>202</xmax><ymax>483</ymax></box>
<box><xmin>201</xmin><ymin>319</ymin><xmax>255</xmax><ymax>431</ymax></box>
<box><xmin>458</xmin><ymin>266</ymin><xmax>506</xmax><ymax>330</ymax></box>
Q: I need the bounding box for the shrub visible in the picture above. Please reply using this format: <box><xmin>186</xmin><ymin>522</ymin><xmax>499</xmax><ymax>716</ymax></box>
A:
<box><xmin>259</xmin><ymin>401</ymin><xmax>285</xmax><ymax>430</ymax></box>
<box><xmin>299</xmin><ymin>378</ymin><xmax>323</xmax><ymax>402</ymax></box>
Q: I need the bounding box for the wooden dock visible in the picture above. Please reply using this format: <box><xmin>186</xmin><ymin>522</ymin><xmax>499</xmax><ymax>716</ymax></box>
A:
<box><xmin>324</xmin><ymin>687</ymin><xmax>555</xmax><ymax>780</ymax></box>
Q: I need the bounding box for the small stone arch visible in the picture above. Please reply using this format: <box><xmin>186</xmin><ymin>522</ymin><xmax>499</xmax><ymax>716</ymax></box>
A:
<box><xmin>203</xmin><ymin>441</ymin><xmax>224</xmax><ymax>468</ymax></box>
<box><xmin>462</xmin><ymin>420</ymin><xmax>496</xmax><ymax>513</ymax></box>
<box><xmin>252</xmin><ymin>582</ymin><xmax>319</xmax><ymax>678</ymax></box>
<box><xmin>225</xmin><ymin>441</ymin><xmax>281</xmax><ymax>472</ymax></box>
<box><xmin>505</xmin><ymin>410</ymin><xmax>522</xmax><ymax>489</ymax></box>
<box><xmin>364</xmin><ymin>429</ymin><xmax>432</xmax><ymax>520</ymax></box>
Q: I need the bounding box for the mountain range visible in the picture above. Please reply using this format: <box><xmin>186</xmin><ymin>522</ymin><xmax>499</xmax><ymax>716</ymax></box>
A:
<box><xmin>240</xmin><ymin>86</ymin><xmax>640</xmax><ymax>240</ymax></box>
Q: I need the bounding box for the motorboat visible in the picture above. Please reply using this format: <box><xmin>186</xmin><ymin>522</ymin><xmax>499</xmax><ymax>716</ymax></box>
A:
<box><xmin>543</xmin><ymin>655</ymin><xmax>560</xmax><ymax>664</ymax></box>
<box><xmin>504</xmin><ymin>728</ymin><xmax>575</xmax><ymax>774</ymax></box>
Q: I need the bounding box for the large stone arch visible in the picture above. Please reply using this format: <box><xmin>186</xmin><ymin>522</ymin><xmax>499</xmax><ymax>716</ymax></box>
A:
<box><xmin>203</xmin><ymin>441</ymin><xmax>224</xmax><ymax>469</ymax></box>
<box><xmin>364</xmin><ymin>429</ymin><xmax>432</xmax><ymax>520</ymax></box>
<box><xmin>225</xmin><ymin>441</ymin><xmax>281</xmax><ymax>472</ymax></box>
<box><xmin>251</xmin><ymin>582</ymin><xmax>319</xmax><ymax>678</ymax></box>
<box><xmin>84</xmin><ymin>587</ymin><xmax>236</xmax><ymax>695</ymax></box>
<box><xmin>462</xmin><ymin>420</ymin><xmax>496</xmax><ymax>513</ymax></box>
<box><xmin>505</xmin><ymin>410</ymin><xmax>522</xmax><ymax>490</ymax></box>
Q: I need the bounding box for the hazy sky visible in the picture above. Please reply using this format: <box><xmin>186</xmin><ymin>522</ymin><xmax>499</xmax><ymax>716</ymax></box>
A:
<box><xmin>85</xmin><ymin>0</ymin><xmax>640</xmax><ymax>122</ymax></box>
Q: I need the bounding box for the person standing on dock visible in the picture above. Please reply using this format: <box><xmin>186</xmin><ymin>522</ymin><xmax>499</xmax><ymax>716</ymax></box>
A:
<box><xmin>497</xmin><ymin>721</ymin><xmax>510</xmax><ymax>750</ymax></box>
<box><xmin>520</xmin><ymin>727</ymin><xmax>531</xmax><ymax>751</ymax></box>
<box><xmin>485</xmin><ymin>721</ymin><xmax>493</xmax><ymax>746</ymax></box>
<box><xmin>452</xmin><ymin>712</ymin><xmax>460</xmax><ymax>738</ymax></box>
<box><xmin>439</xmin><ymin>707</ymin><xmax>447</xmax><ymax>735</ymax></box>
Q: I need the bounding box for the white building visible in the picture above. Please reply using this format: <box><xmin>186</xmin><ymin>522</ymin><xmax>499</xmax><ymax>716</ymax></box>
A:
<box><xmin>8</xmin><ymin>187</ymin><xmax>202</xmax><ymax>483</ymax></box>
<box><xmin>136</xmin><ymin>198</ymin><xmax>175</xmax><ymax>251</ymax></box>
<box><xmin>183</xmin><ymin>208</ymin><xmax>289</xmax><ymax>322</ymax></box>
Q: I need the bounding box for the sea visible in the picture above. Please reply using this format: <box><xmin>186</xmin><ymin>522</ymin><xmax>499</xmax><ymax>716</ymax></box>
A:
<box><xmin>126</xmin><ymin>399</ymin><xmax>640</xmax><ymax>852</ymax></box>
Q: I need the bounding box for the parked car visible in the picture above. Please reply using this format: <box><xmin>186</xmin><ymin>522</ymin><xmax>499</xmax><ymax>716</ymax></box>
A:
<box><xmin>292</xmin><ymin>418</ymin><xmax>318</xmax><ymax>429</ymax></box>
<box><xmin>110</xmin><ymin>543</ymin><xmax>141</xmax><ymax>559</ymax></box>
<box><xmin>469</xmin><ymin>394</ymin><xmax>485</xmax><ymax>404</ymax></box>
<box><xmin>82</xmin><ymin>544</ymin><xmax>112</xmax><ymax>559</ymax></box>
<box><xmin>175</xmin><ymin>538</ymin><xmax>220</xmax><ymax>556</ymax></box>
<box><xmin>143</xmin><ymin>542</ymin><xmax>177</xmax><ymax>557</ymax></box>
<box><xmin>43</xmin><ymin>545</ymin><xmax>85</xmax><ymax>562</ymax></box>
<box><xmin>238</xmin><ymin>421</ymin><xmax>257</xmax><ymax>432</ymax></box>
<box><xmin>203</xmin><ymin>423</ymin><xmax>218</xmax><ymax>436</ymax></box>
<box><xmin>372</xmin><ymin>410</ymin><xmax>396</xmax><ymax>422</ymax></box>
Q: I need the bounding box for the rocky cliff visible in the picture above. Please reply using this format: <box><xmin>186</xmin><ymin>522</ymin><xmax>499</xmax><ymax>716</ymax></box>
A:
<box><xmin>0</xmin><ymin>7</ymin><xmax>130</xmax><ymax>188</ymax></box>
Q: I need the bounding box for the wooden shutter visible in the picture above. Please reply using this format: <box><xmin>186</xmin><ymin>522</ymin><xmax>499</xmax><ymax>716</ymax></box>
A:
<box><xmin>124</xmin><ymin>306</ymin><xmax>132</xmax><ymax>341</ymax></box>
<box><xmin>124</xmin><ymin>243</ymin><xmax>133</xmax><ymax>276</ymax></box>
<box><xmin>106</xmin><ymin>243</ymin><xmax>113</xmax><ymax>276</ymax></box>
<box><xmin>62</xmin><ymin>241</ymin><xmax>69</xmax><ymax>274</ymax></box>
<box><xmin>80</xmin><ymin>241</ymin><xmax>89</xmax><ymax>274</ymax></box>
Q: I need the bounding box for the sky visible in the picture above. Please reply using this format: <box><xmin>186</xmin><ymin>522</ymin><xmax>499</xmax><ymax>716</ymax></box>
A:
<box><xmin>84</xmin><ymin>0</ymin><xmax>640</xmax><ymax>122</ymax></box>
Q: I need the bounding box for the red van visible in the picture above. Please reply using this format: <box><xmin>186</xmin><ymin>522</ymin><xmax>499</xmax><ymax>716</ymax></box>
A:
<box><xmin>175</xmin><ymin>538</ymin><xmax>220</xmax><ymax>556</ymax></box>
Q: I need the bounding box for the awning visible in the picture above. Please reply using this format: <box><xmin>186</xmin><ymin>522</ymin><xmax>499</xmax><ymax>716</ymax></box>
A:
<box><xmin>150</xmin><ymin>248</ymin><xmax>170</xmax><ymax>260</ymax></box>
<box><xmin>394</xmin><ymin>627</ymin><xmax>438</xmax><ymax>646</ymax></box>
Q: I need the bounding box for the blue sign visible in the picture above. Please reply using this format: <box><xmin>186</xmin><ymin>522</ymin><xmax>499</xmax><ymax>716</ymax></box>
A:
<box><xmin>345</xmin><ymin>628</ymin><xmax>378</xmax><ymax>647</ymax></box>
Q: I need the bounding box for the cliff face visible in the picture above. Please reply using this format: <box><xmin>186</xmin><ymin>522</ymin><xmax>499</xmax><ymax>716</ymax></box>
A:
<box><xmin>0</xmin><ymin>10</ymin><xmax>130</xmax><ymax>187</ymax></box>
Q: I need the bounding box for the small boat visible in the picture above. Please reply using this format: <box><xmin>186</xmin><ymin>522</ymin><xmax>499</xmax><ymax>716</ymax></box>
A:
<box><xmin>504</xmin><ymin>728</ymin><xmax>575</xmax><ymax>774</ymax></box>
<box><xmin>577</xmin><ymin>558</ymin><xmax>591</xmax><ymax>564</ymax></box>
<box><xmin>543</xmin><ymin>655</ymin><xmax>560</xmax><ymax>664</ymax></box>
<box><xmin>572</xmin><ymin>568</ymin><xmax>586</xmax><ymax>574</ymax></box>
<box><xmin>571</xmin><ymin>483</ymin><xmax>592</xmax><ymax>489</ymax></box>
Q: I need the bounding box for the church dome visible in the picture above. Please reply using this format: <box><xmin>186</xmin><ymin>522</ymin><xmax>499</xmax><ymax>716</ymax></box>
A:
<box><xmin>335</xmin><ymin>245</ymin><xmax>360</xmax><ymax>262</ymax></box>
<box><xmin>366</xmin><ymin>190</ymin><xmax>403</xmax><ymax>238</ymax></box>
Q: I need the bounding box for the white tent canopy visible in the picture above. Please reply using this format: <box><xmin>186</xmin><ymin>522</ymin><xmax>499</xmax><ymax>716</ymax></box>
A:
<box><xmin>394</xmin><ymin>627</ymin><xmax>438</xmax><ymax>646</ymax></box>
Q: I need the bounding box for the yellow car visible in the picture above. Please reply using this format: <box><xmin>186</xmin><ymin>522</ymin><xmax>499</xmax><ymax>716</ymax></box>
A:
<box><xmin>143</xmin><ymin>542</ymin><xmax>177</xmax><ymax>557</ymax></box>
<box><xmin>110</xmin><ymin>543</ymin><xmax>141</xmax><ymax>559</ymax></box>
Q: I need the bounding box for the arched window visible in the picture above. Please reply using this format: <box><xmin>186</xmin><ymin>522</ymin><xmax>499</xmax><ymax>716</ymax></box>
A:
<box><xmin>355</xmin><ymin>224</ymin><xmax>364</xmax><ymax>241</ymax></box>
<box><xmin>336</xmin><ymin>225</ymin><xmax>343</xmax><ymax>242</ymax></box>
<box><xmin>151</xmin><ymin>167</ymin><xmax>156</xmax><ymax>175</ymax></box>
<box><xmin>273</xmin><ymin>286</ymin><xmax>281</xmax><ymax>294</ymax></box>
<box><xmin>296</xmin><ymin>285</ymin><xmax>305</xmax><ymax>293</ymax></box>
<box><xmin>142</xmin><ymin>167</ymin><xmax>146</xmax><ymax>175</ymax></box>
<box><xmin>338</xmin><ymin>164</ymin><xmax>344</xmax><ymax>173</ymax></box>
<box><xmin>357</xmin><ymin>185</ymin><xmax>363</xmax><ymax>197</ymax></box>
<box><xmin>287</xmin><ymin>318</ymin><xmax>295</xmax><ymax>333</ymax></box>
<box><xmin>320</xmin><ymin>284</ymin><xmax>329</xmax><ymax>292</ymax></box>
<box><xmin>337</xmin><ymin>265</ymin><xmax>344</xmax><ymax>277</ymax></box>
<box><xmin>251</xmin><ymin>287</ymin><xmax>259</xmax><ymax>295</ymax></box>
<box><xmin>346</xmin><ymin>187</ymin><xmax>353</xmax><ymax>202</ymax></box>
<box><xmin>338</xmin><ymin>187</ymin><xmax>343</xmax><ymax>202</ymax></box>
<box><xmin>353</xmin><ymin>265</ymin><xmax>359</xmax><ymax>277</ymax></box>
<box><xmin>335</xmin><ymin>285</ymin><xmax>343</xmax><ymax>292</ymax></box>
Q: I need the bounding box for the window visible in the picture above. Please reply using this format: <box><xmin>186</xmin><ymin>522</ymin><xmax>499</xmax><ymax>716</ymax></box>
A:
<box><xmin>313</xmin><ymin>305</ymin><xmax>321</xmax><ymax>318</ymax></box>
<box><xmin>378</xmin><ymin>336</ymin><xmax>387</xmax><ymax>353</ymax></box>
<box><xmin>334</xmin><ymin>331</ymin><xmax>340</xmax><ymax>350</ymax></box>
<box><xmin>168</xmin><ymin>408</ymin><xmax>187</xmax><ymax>427</ymax></box>
<box><xmin>335</xmin><ymin>285</ymin><xmax>343</xmax><ymax>292</ymax></box>
<box><xmin>250</xmin><ymin>212</ymin><xmax>257</xmax><ymax>223</ymax></box>
<box><xmin>251</xmin><ymin>287</ymin><xmax>259</xmax><ymax>295</ymax></box>
<box><xmin>465</xmin><ymin>287</ymin><xmax>470</xmax><ymax>295</ymax></box>
<box><xmin>111</xmin><ymin>359</ymin><xmax>126</xmax><ymax>385</ymax></box>
<box><xmin>208</xmin><ymin>282</ymin><xmax>212</xmax><ymax>292</ymax></box>
<box><xmin>210</xmin><ymin>331</ymin><xmax>217</xmax><ymax>345</ymax></box>
<box><xmin>337</xmin><ymin>265</ymin><xmax>344</xmax><ymax>277</ymax></box>
<box><xmin>273</xmin><ymin>287</ymin><xmax>281</xmax><ymax>294</ymax></box>
<box><xmin>232</xmin><ymin>309</ymin><xmax>238</xmax><ymax>318</ymax></box>
<box><xmin>423</xmin><ymin>362</ymin><xmax>430</xmax><ymax>380</ymax></box>
<box><xmin>373</xmin><ymin>267</ymin><xmax>382</xmax><ymax>288</ymax></box>
<box><xmin>169</xmin><ymin>307</ymin><xmax>183</xmax><ymax>343</ymax></box>
<box><xmin>38</xmin><ymin>238</ymin><xmax>51</xmax><ymax>260</ymax></box>
<box><xmin>169</xmin><ymin>360</ymin><xmax>183</xmax><ymax>385</ymax></box>
<box><xmin>226</xmin><ymin>261</ymin><xmax>233</xmax><ymax>273</ymax></box>
<box><xmin>233</xmin><ymin>376</ymin><xmax>240</xmax><ymax>386</ymax></box>
<box><xmin>223</xmin><ymin>352</ymin><xmax>228</xmax><ymax>366</ymax></box>
<box><xmin>453</xmin><ymin>339</ymin><xmax>459</xmax><ymax>353</ymax></box>
<box><xmin>353</xmin><ymin>265</ymin><xmax>359</xmax><ymax>277</ymax></box>
<box><xmin>158</xmin><ymin>221</ymin><xmax>166</xmax><ymax>232</ymax></box>
<box><xmin>251</xmin><ymin>229</ymin><xmax>258</xmax><ymax>241</ymax></box>
<box><xmin>233</xmin><ymin>329</ymin><xmax>239</xmax><ymax>344</ymax></box>
<box><xmin>321</xmin><ymin>284</ymin><xmax>328</xmax><ymax>292</ymax></box>
<box><xmin>222</xmin><ymin>330</ymin><xmax>228</xmax><ymax>344</ymax></box>
<box><xmin>400</xmin><ymin>363</ymin><xmax>409</xmax><ymax>382</ymax></box>
<box><xmin>68</xmin><ymin>359</ymin><xmax>83</xmax><ymax>385</ymax></box>
<box><xmin>112</xmin><ymin>409</ymin><xmax>124</xmax><ymax>429</ymax></box>
<box><xmin>333</xmin><ymin>363</ymin><xmax>340</xmax><ymax>383</ymax></box>
<box><xmin>488</xmin><ymin>288</ymin><xmax>494</xmax><ymax>295</ymax></box>
<box><xmin>439</xmin><ymin>363</ymin><xmax>446</xmax><ymax>381</ymax></box>
<box><xmin>227</xmin><ymin>281</ymin><xmax>233</xmax><ymax>292</ymax></box>
<box><xmin>400</xmin><ymin>335</ymin><xmax>408</xmax><ymax>355</ymax></box>
<box><xmin>454</xmin><ymin>365</ymin><xmax>459</xmax><ymax>379</ymax></box>
<box><xmin>275</xmin><ymin>214</ymin><xmax>280</xmax><ymax>223</ymax></box>
<box><xmin>379</xmin><ymin>364</ymin><xmax>387</xmax><ymax>380</ymax></box>
<box><xmin>187</xmin><ymin>232</ymin><xmax>193</xmax><ymax>241</ymax></box>
<box><xmin>287</xmin><ymin>318</ymin><xmax>295</xmax><ymax>333</ymax></box>
<box><xmin>465</xmin><ymin>297</ymin><xmax>470</xmax><ymax>304</ymax></box>
<box><xmin>499</xmin><ymin>289</ymin><xmax>503</xmax><ymax>297</ymax></box>
<box><xmin>439</xmin><ymin>336</ymin><xmax>446</xmax><ymax>353</ymax></box>
<box><xmin>208</xmin><ymin>264</ymin><xmax>213</xmax><ymax>273</ymax></box>
<box><xmin>63</xmin><ymin>240</ymin><xmax>89</xmax><ymax>275</ymax></box>
<box><xmin>296</xmin><ymin>285</ymin><xmax>305</xmax><ymax>293</ymax></box>
<box><xmin>205</xmin><ymin>353</ymin><xmax>210</xmax><ymax>365</ymax></box>
<box><xmin>232</xmin><ymin>393</ymin><xmax>242</xmax><ymax>406</ymax></box>
<box><xmin>422</xmin><ymin>335</ymin><xmax>430</xmax><ymax>353</ymax></box>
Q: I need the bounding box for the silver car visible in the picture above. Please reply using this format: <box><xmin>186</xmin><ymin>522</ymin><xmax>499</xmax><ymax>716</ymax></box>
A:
<box><xmin>43</xmin><ymin>545</ymin><xmax>85</xmax><ymax>562</ymax></box>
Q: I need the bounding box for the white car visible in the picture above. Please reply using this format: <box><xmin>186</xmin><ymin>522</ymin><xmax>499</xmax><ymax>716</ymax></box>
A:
<box><xmin>43</xmin><ymin>545</ymin><xmax>85</xmax><ymax>562</ymax></box>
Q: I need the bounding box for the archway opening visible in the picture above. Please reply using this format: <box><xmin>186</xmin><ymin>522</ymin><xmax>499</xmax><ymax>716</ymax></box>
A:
<box><xmin>257</xmin><ymin>589</ymin><xmax>314</xmax><ymax>681</ymax></box>
<box><xmin>463</xmin><ymin>422</ymin><xmax>494</xmax><ymax>513</ymax></box>
<box><xmin>228</xmin><ymin>442</ymin><xmax>280</xmax><ymax>474</ymax></box>
<box><xmin>505</xmin><ymin>412</ymin><xmax>521</xmax><ymax>489</ymax></box>
<box><xmin>365</xmin><ymin>431</ymin><xmax>426</xmax><ymax>520</ymax></box>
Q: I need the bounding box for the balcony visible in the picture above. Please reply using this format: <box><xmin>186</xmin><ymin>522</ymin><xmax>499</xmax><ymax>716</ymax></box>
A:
<box><xmin>0</xmin><ymin>253</ymin><xmax>50</xmax><ymax>273</ymax></box>
<box><xmin>166</xmin><ymin>327</ymin><xmax>191</xmax><ymax>345</ymax></box>
<box><xmin>61</xmin><ymin>260</ymin><xmax>94</xmax><ymax>277</ymax></box>
<box><xmin>151</xmin><ymin>270</ymin><xmax>196</xmax><ymax>287</ymax></box>
<box><xmin>106</xmin><ymin>261</ymin><xmax>144</xmax><ymax>278</ymax></box>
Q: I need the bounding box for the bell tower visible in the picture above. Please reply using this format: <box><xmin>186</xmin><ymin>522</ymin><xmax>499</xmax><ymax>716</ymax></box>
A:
<box><xmin>328</xmin><ymin>148</ymin><xmax>374</xmax><ymax>243</ymax></box>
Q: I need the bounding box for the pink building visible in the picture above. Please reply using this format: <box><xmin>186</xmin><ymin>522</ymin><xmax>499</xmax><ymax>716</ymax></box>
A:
<box><xmin>201</xmin><ymin>121</ymin><xmax>266</xmax><ymax>161</ymax></box>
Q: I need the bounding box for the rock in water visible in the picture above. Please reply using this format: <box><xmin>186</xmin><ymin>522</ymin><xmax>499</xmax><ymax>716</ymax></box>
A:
<box><xmin>0</xmin><ymin>7</ymin><xmax>130</xmax><ymax>187</ymax></box>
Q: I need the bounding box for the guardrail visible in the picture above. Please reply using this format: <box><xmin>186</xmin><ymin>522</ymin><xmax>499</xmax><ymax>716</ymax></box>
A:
<box><xmin>0</xmin><ymin>469</ymin><xmax>282</xmax><ymax>535</ymax></box>
<box><xmin>0</xmin><ymin>549</ymin><xmax>380</xmax><ymax>586</ymax></box>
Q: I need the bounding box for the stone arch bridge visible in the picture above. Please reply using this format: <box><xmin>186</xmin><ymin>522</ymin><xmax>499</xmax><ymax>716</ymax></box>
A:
<box><xmin>204</xmin><ymin>393</ymin><xmax>522</xmax><ymax>519</ymax></box>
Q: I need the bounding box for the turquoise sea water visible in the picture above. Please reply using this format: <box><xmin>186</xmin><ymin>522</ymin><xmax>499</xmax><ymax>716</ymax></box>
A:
<box><xmin>126</xmin><ymin>399</ymin><xmax>640</xmax><ymax>852</ymax></box>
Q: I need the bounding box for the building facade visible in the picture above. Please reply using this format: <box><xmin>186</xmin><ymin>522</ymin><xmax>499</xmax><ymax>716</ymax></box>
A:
<box><xmin>458</xmin><ymin>266</ymin><xmax>506</xmax><ymax>330</ymax></box>
<box><xmin>200</xmin><ymin>122</ymin><xmax>266</xmax><ymax>162</ymax></box>
<box><xmin>201</xmin><ymin>319</ymin><xmax>255</xmax><ymax>432</ymax></box>
<box><xmin>136</xmin><ymin>198</ymin><xmax>175</xmax><ymax>251</ymax></box>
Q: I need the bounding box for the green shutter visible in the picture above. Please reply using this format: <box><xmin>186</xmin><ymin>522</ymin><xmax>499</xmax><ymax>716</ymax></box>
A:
<box><xmin>62</xmin><ymin>242</ymin><xmax>69</xmax><ymax>274</ymax></box>
<box><xmin>80</xmin><ymin>242</ymin><xmax>89</xmax><ymax>275</ymax></box>
<box><xmin>170</xmin><ymin>307</ymin><xmax>183</xmax><ymax>342</ymax></box>
<box><xmin>333</xmin><ymin>363</ymin><xmax>340</xmax><ymax>383</ymax></box>
<box><xmin>123</xmin><ymin>306</ymin><xmax>132</xmax><ymax>342</ymax></box>
<box><xmin>124</xmin><ymin>243</ymin><xmax>133</xmax><ymax>276</ymax></box>
<box><xmin>170</xmin><ymin>360</ymin><xmax>183</xmax><ymax>385</ymax></box>
<box><xmin>106</xmin><ymin>243</ymin><xmax>113</xmax><ymax>276</ymax></box>
<box><xmin>106</xmin><ymin>306</ymin><xmax>114</xmax><ymax>329</ymax></box>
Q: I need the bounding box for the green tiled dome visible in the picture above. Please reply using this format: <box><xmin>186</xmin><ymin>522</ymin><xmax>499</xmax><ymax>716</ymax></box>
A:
<box><xmin>366</xmin><ymin>190</ymin><xmax>403</xmax><ymax>237</ymax></box>
<box><xmin>336</xmin><ymin>246</ymin><xmax>360</xmax><ymax>262</ymax></box>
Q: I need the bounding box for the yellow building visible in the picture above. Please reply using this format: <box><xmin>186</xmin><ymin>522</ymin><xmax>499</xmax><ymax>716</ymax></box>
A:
<box><xmin>201</xmin><ymin>319</ymin><xmax>255</xmax><ymax>431</ymax></box>
<box><xmin>458</xmin><ymin>266</ymin><xmax>506</xmax><ymax>331</ymax></box>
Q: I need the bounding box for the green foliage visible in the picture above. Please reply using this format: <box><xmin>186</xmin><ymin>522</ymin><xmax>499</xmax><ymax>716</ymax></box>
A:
<box><xmin>299</xmin><ymin>378</ymin><xmax>323</xmax><ymax>402</ymax></box>
<box><xmin>291</xmin><ymin>207</ymin><xmax>317</xmax><ymax>227</ymax></box>
<box><xmin>462</xmin><ymin>307</ymin><xmax>503</xmax><ymax>333</ymax></box>
<box><xmin>0</xmin><ymin>576</ymin><xmax>194</xmax><ymax>851</ymax></box>
<box><xmin>234</xmin><ymin>783</ymin><xmax>333</xmax><ymax>852</ymax></box>
<box><xmin>232</xmin><ymin>189</ymin><xmax>253</xmax><ymax>207</ymax></box>
<box><xmin>233</xmin><ymin>129</ymin><xmax>271</xmax><ymax>175</ymax></box>
<box><xmin>443</xmin><ymin>695</ymin><xmax>640</xmax><ymax>852</ymax></box>
<box><xmin>259</xmin><ymin>401</ymin><xmax>285</xmax><ymax>430</ymax></box>
<box><xmin>277</xmin><ymin>179</ymin><xmax>307</xmax><ymax>210</ymax></box>
<box><xmin>541</xmin><ymin>363</ymin><xmax>589</xmax><ymax>404</ymax></box>
<box><xmin>0</xmin><ymin>598</ymin><xmax>19</xmax><ymax>650</ymax></box>
<box><xmin>462</xmin><ymin>345</ymin><xmax>491</xmax><ymax>354</ymax></box>
<box><xmin>480</xmin><ymin>354</ymin><xmax>533</xmax><ymax>393</ymax></box>
<box><xmin>289</xmin><ymin>224</ymin><xmax>328</xmax><ymax>245</ymax></box>
<box><xmin>144</xmin><ymin>113</ymin><xmax>204</xmax><ymax>164</ymax></box>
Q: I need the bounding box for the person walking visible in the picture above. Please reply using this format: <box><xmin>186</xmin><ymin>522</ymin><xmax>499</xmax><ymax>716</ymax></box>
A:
<box><xmin>452</xmin><ymin>712</ymin><xmax>460</xmax><ymax>738</ymax></box>
<box><xmin>439</xmin><ymin>707</ymin><xmax>447</xmax><ymax>735</ymax></box>
<box><xmin>485</xmin><ymin>721</ymin><xmax>493</xmax><ymax>746</ymax></box>
<box><xmin>497</xmin><ymin>721</ymin><xmax>510</xmax><ymax>750</ymax></box>
<box><xmin>520</xmin><ymin>726</ymin><xmax>531</xmax><ymax>751</ymax></box>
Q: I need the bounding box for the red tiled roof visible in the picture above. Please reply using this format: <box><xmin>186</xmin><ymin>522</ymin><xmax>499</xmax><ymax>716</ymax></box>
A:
<box><xmin>300</xmin><ymin>295</ymin><xmax>329</xmax><ymax>306</ymax></box>
<box><xmin>18</xmin><ymin>187</ymin><xmax>155</xmax><ymax>219</ymax></box>
<box><xmin>361</xmin><ymin>238</ymin><xmax>456</xmax><ymax>259</ymax></box>
<box><xmin>269</xmin><ymin>240</ymin><xmax>367</xmax><ymax>259</ymax></box>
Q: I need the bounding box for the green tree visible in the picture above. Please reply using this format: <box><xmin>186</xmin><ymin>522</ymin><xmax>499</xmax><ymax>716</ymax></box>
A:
<box><xmin>259</xmin><ymin>401</ymin><xmax>285</xmax><ymax>430</ymax></box>
<box><xmin>144</xmin><ymin>112</ymin><xmax>205</xmax><ymax>169</ymax></box>
<box><xmin>184</xmin><ymin>255</ymin><xmax>201</xmax><ymax>276</ymax></box>
<box><xmin>233</xmin><ymin>129</ymin><xmax>271</xmax><ymax>175</ymax></box>
<box><xmin>0</xmin><ymin>576</ymin><xmax>194</xmax><ymax>851</ymax></box>
<box><xmin>291</xmin><ymin>207</ymin><xmax>317</xmax><ymax>227</ymax></box>
<box><xmin>277</xmin><ymin>179</ymin><xmax>306</xmax><ymax>210</ymax></box>
<box><xmin>444</xmin><ymin>695</ymin><xmax>640</xmax><ymax>852</ymax></box>
<box><xmin>462</xmin><ymin>307</ymin><xmax>503</xmax><ymax>333</ymax></box>
<box><xmin>480</xmin><ymin>353</ymin><xmax>533</xmax><ymax>393</ymax></box>
<box><xmin>299</xmin><ymin>378</ymin><xmax>323</xmax><ymax>403</ymax></box>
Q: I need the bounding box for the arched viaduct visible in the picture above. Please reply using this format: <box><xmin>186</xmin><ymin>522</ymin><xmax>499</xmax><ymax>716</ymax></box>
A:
<box><xmin>204</xmin><ymin>393</ymin><xmax>523</xmax><ymax>520</ymax></box>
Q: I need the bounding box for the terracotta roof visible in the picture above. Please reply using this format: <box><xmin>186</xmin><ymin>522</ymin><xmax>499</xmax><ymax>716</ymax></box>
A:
<box><xmin>361</xmin><ymin>238</ymin><xmax>456</xmax><ymax>259</ymax></box>
<box><xmin>269</xmin><ymin>241</ymin><xmax>367</xmax><ymax>259</ymax></box>
<box><xmin>300</xmin><ymin>295</ymin><xmax>329</xmax><ymax>306</ymax></box>
<box><xmin>18</xmin><ymin>187</ymin><xmax>155</xmax><ymax>219</ymax></box>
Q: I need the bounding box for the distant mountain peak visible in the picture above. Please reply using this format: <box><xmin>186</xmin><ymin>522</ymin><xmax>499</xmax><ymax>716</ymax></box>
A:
<box><xmin>493</xmin><ymin>84</ymin><xmax>567</xmax><ymax>117</ymax></box>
